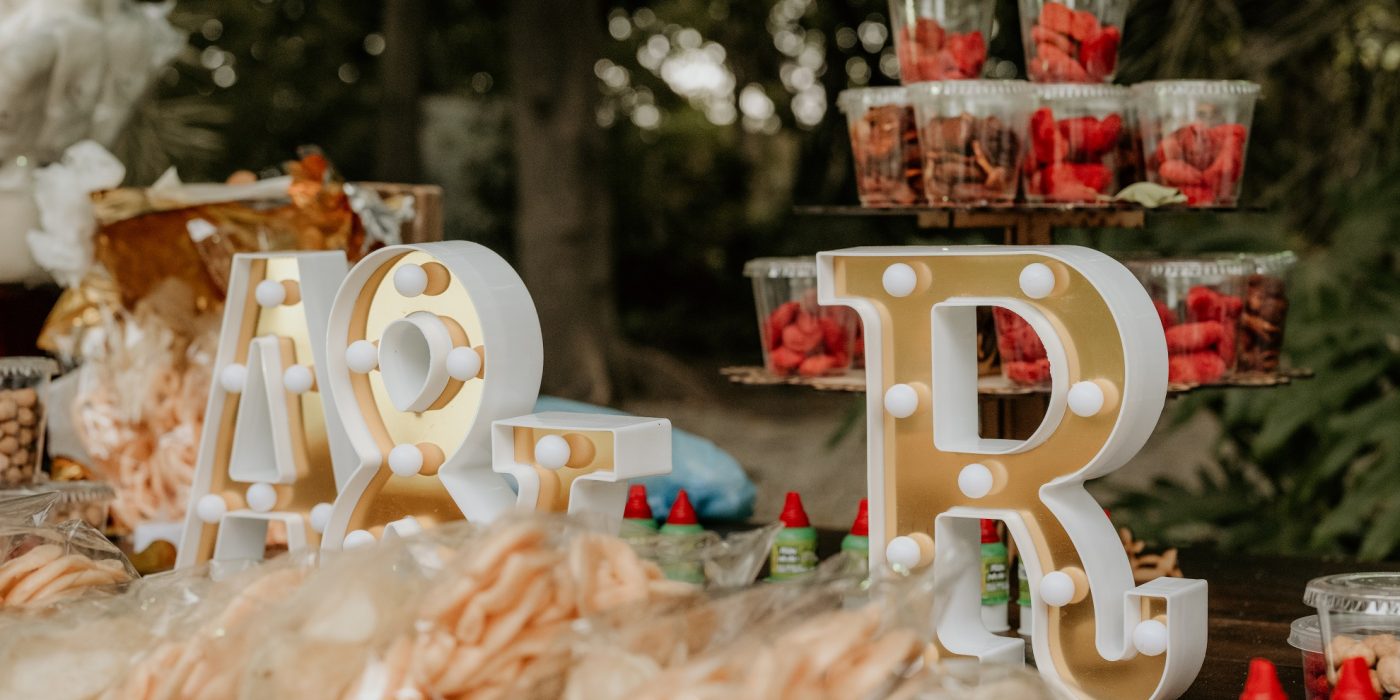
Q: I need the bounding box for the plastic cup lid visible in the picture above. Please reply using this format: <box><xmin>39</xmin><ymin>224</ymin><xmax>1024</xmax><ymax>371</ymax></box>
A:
<box><xmin>1290</xmin><ymin>615</ymin><xmax>1321</xmax><ymax>653</ymax></box>
<box><xmin>743</xmin><ymin>257</ymin><xmax>817</xmax><ymax>279</ymax></box>
<box><xmin>836</xmin><ymin>86</ymin><xmax>908</xmax><ymax>113</ymax></box>
<box><xmin>1123</xmin><ymin>257</ymin><xmax>1252</xmax><ymax>279</ymax></box>
<box><xmin>1305</xmin><ymin>573</ymin><xmax>1400</xmax><ymax>615</ymax></box>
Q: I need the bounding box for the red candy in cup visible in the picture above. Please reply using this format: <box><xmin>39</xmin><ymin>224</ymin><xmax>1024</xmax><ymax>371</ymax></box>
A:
<box><xmin>1127</xmin><ymin>258</ymin><xmax>1250</xmax><ymax>386</ymax></box>
<box><xmin>1135</xmin><ymin>80</ymin><xmax>1261</xmax><ymax>207</ymax></box>
<box><xmin>891</xmin><ymin>1</ymin><xmax>996</xmax><ymax>83</ymax></box>
<box><xmin>1020</xmin><ymin>0</ymin><xmax>1128</xmax><ymax>83</ymax></box>
<box><xmin>994</xmin><ymin>308</ymin><xmax>1051</xmax><ymax>386</ymax></box>
<box><xmin>1024</xmin><ymin>85</ymin><xmax>1130</xmax><ymax>203</ymax></box>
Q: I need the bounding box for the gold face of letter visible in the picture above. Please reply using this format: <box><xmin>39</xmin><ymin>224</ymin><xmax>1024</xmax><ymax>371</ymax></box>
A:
<box><xmin>819</xmin><ymin>247</ymin><xmax>1206</xmax><ymax>700</ymax></box>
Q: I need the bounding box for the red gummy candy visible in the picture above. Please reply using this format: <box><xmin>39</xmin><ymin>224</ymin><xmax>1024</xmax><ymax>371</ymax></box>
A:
<box><xmin>914</xmin><ymin>17</ymin><xmax>946</xmax><ymax>51</ymax></box>
<box><xmin>1005</xmin><ymin>358</ymin><xmax>1052</xmax><ymax>385</ymax></box>
<box><xmin>1030</xmin><ymin>108</ymin><xmax>1068</xmax><ymax>167</ymax></box>
<box><xmin>995</xmin><ymin>310</ymin><xmax>1047</xmax><ymax>361</ymax></box>
<box><xmin>819</xmin><ymin>316</ymin><xmax>849</xmax><ymax>356</ymax></box>
<box><xmin>1333</xmin><ymin>657</ymin><xmax>1380</xmax><ymax>700</ymax></box>
<box><xmin>1239</xmin><ymin>657</ymin><xmax>1288</xmax><ymax>700</ymax></box>
<box><xmin>770</xmin><ymin>346</ymin><xmax>805</xmax><ymax>376</ymax></box>
<box><xmin>1169</xmin><ymin>352</ymin><xmax>1227</xmax><ymax>384</ymax></box>
<box><xmin>1039</xmin><ymin>2</ymin><xmax>1075</xmax><ymax>35</ymax></box>
<box><xmin>946</xmin><ymin>31</ymin><xmax>986</xmax><ymax>76</ymax></box>
<box><xmin>798</xmin><ymin>354</ymin><xmax>836</xmax><ymax>377</ymax></box>
<box><xmin>1069</xmin><ymin>9</ymin><xmax>1101</xmax><ymax>42</ymax></box>
<box><xmin>1165</xmin><ymin>321</ymin><xmax>1226</xmax><ymax>354</ymax></box>
<box><xmin>1042</xmin><ymin>164</ymin><xmax>1102</xmax><ymax>200</ymax></box>
<box><xmin>1031</xmin><ymin>44</ymin><xmax>1089</xmax><ymax>82</ymax></box>
<box><xmin>1153</xmin><ymin>300</ymin><xmax>1178</xmax><ymax>331</ymax></box>
<box><xmin>782</xmin><ymin>313</ymin><xmax>823</xmax><ymax>353</ymax></box>
<box><xmin>1080</xmin><ymin>26</ymin><xmax>1120</xmax><ymax>80</ymax></box>
<box><xmin>1030</xmin><ymin>25</ymin><xmax>1073</xmax><ymax>54</ymax></box>
<box><xmin>1179</xmin><ymin>185</ymin><xmax>1216</xmax><ymax>206</ymax></box>
<box><xmin>766</xmin><ymin>301</ymin><xmax>800</xmax><ymax>350</ymax></box>
<box><xmin>1067</xmin><ymin>163</ymin><xmax>1111</xmax><ymax>192</ymax></box>
<box><xmin>1186</xmin><ymin>285</ymin><xmax>1243</xmax><ymax>322</ymax></box>
<box><xmin>1159</xmin><ymin>160</ymin><xmax>1205</xmax><ymax>187</ymax></box>
<box><xmin>1174</xmin><ymin>124</ymin><xmax>1216</xmax><ymax>171</ymax></box>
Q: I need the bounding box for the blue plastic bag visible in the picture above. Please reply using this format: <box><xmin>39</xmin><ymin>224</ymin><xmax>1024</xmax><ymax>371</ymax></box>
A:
<box><xmin>533</xmin><ymin>396</ymin><xmax>756</xmax><ymax>522</ymax></box>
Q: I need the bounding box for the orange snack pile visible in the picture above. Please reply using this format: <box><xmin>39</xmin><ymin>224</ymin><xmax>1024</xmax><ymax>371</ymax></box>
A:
<box><xmin>0</xmin><ymin>543</ymin><xmax>130</xmax><ymax>608</ymax></box>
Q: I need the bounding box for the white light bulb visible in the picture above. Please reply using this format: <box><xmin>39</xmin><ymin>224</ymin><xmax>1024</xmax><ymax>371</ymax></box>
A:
<box><xmin>388</xmin><ymin>443</ymin><xmax>425</xmax><ymax>477</ymax></box>
<box><xmin>1068</xmin><ymin>381</ymin><xmax>1106</xmax><ymax>417</ymax></box>
<box><xmin>195</xmin><ymin>494</ymin><xmax>227</xmax><ymax>524</ymax></box>
<box><xmin>283</xmin><ymin>364</ymin><xmax>315</xmax><ymax>394</ymax></box>
<box><xmin>219</xmin><ymin>363</ymin><xmax>247</xmax><ymax>393</ymax></box>
<box><xmin>1040</xmin><ymin>571</ymin><xmax>1078</xmax><ymax>607</ymax></box>
<box><xmin>883</xmin><ymin>384</ymin><xmax>919</xmax><ymax>419</ymax></box>
<box><xmin>255</xmin><ymin>279</ymin><xmax>287</xmax><ymax>308</ymax></box>
<box><xmin>393</xmin><ymin>264</ymin><xmax>428</xmax><ymax>297</ymax></box>
<box><xmin>1019</xmin><ymin>263</ymin><xmax>1057</xmax><ymax>299</ymax></box>
<box><xmin>245</xmin><ymin>482</ymin><xmax>278</xmax><ymax>513</ymax></box>
<box><xmin>343</xmin><ymin>530</ymin><xmax>377</xmax><ymax>550</ymax></box>
<box><xmin>885</xmin><ymin>535</ymin><xmax>923</xmax><ymax>570</ymax></box>
<box><xmin>309</xmin><ymin>503</ymin><xmax>334</xmax><ymax>533</ymax></box>
<box><xmin>445</xmin><ymin>346</ymin><xmax>482</xmax><ymax>381</ymax></box>
<box><xmin>346</xmin><ymin>340</ymin><xmax>379</xmax><ymax>373</ymax></box>
<box><xmin>882</xmin><ymin>263</ymin><xmax>918</xmax><ymax>298</ymax></box>
<box><xmin>534</xmin><ymin>434</ymin><xmax>571</xmax><ymax>469</ymax></box>
<box><xmin>958</xmin><ymin>463</ymin><xmax>995</xmax><ymax>499</ymax></box>
<box><xmin>1133</xmin><ymin>619</ymin><xmax>1169</xmax><ymax>656</ymax></box>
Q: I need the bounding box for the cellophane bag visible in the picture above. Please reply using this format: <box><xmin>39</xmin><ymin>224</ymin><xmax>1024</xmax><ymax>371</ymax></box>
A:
<box><xmin>0</xmin><ymin>518</ymin><xmax>137</xmax><ymax>609</ymax></box>
<box><xmin>626</xmin><ymin>521</ymin><xmax>780</xmax><ymax>588</ymax></box>
<box><xmin>0</xmin><ymin>490</ymin><xmax>60</xmax><ymax>526</ymax></box>
<box><xmin>887</xmin><ymin>660</ymin><xmax>1074</xmax><ymax>699</ymax></box>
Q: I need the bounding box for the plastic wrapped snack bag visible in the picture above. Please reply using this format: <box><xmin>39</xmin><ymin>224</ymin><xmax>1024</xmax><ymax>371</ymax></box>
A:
<box><xmin>0</xmin><ymin>518</ymin><xmax>136</xmax><ymax>609</ymax></box>
<box><xmin>887</xmin><ymin>660</ymin><xmax>1075</xmax><ymax>699</ymax></box>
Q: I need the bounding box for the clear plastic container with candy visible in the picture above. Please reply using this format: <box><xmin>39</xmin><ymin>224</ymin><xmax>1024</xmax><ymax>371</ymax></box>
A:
<box><xmin>909</xmin><ymin>80</ymin><xmax>1036</xmax><ymax>205</ymax></box>
<box><xmin>1135</xmin><ymin>80</ymin><xmax>1261</xmax><ymax>206</ymax></box>
<box><xmin>1125</xmin><ymin>258</ymin><xmax>1249</xmax><ymax>386</ymax></box>
<box><xmin>838</xmin><ymin>87</ymin><xmax>925</xmax><ymax>207</ymax></box>
<box><xmin>1025</xmin><ymin>84</ymin><xmax>1132</xmax><ymax>203</ymax></box>
<box><xmin>0</xmin><ymin>358</ymin><xmax>57</xmax><ymax>487</ymax></box>
<box><xmin>1302</xmin><ymin>574</ymin><xmax>1400</xmax><ymax>697</ymax></box>
<box><xmin>890</xmin><ymin>0</ymin><xmax>995</xmax><ymax>82</ymax></box>
<box><xmin>1019</xmin><ymin>0</ymin><xmax>1129</xmax><ymax>83</ymax></box>
<box><xmin>744</xmin><ymin>258</ymin><xmax>859</xmax><ymax>378</ymax></box>
<box><xmin>993</xmin><ymin>308</ymin><xmax>1049</xmax><ymax>387</ymax></box>
<box><xmin>1235</xmin><ymin>251</ymin><xmax>1297</xmax><ymax>373</ymax></box>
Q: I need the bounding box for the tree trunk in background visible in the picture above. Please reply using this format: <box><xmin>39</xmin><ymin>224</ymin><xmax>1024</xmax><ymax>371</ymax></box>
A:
<box><xmin>507</xmin><ymin>0</ymin><xmax>618</xmax><ymax>404</ymax></box>
<box><xmin>377</xmin><ymin>0</ymin><xmax>423</xmax><ymax>182</ymax></box>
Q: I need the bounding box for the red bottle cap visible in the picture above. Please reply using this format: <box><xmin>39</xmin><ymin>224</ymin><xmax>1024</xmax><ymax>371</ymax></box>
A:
<box><xmin>624</xmin><ymin>484</ymin><xmax>653</xmax><ymax>520</ymax></box>
<box><xmin>665</xmin><ymin>489</ymin><xmax>698</xmax><ymax>526</ymax></box>
<box><xmin>1238</xmin><ymin>657</ymin><xmax>1287</xmax><ymax>700</ymax></box>
<box><xmin>1334</xmin><ymin>657</ymin><xmax>1379</xmax><ymax>700</ymax></box>
<box><xmin>780</xmin><ymin>491</ymin><xmax>811</xmax><ymax>528</ymax></box>
<box><xmin>848</xmin><ymin>499</ymin><xmax>869</xmax><ymax>537</ymax></box>
<box><xmin>980</xmin><ymin>519</ymin><xmax>1001</xmax><ymax>544</ymax></box>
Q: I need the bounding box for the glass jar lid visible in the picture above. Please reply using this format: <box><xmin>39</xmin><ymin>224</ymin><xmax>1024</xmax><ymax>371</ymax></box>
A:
<box><xmin>743</xmin><ymin>257</ymin><xmax>817</xmax><ymax>279</ymax></box>
<box><xmin>1289</xmin><ymin>615</ymin><xmax>1321</xmax><ymax>653</ymax></box>
<box><xmin>1305</xmin><ymin>573</ymin><xmax>1400</xmax><ymax>615</ymax></box>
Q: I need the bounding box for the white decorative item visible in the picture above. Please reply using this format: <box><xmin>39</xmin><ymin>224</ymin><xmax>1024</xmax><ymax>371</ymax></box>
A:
<box><xmin>817</xmin><ymin>246</ymin><xmax>1208</xmax><ymax>700</ymax></box>
<box><xmin>176</xmin><ymin>252</ymin><xmax>352</xmax><ymax>568</ymax></box>
<box><xmin>492</xmin><ymin>412</ymin><xmax>672</xmax><ymax>531</ymax></box>
<box><xmin>318</xmin><ymin>242</ymin><xmax>543</xmax><ymax>550</ymax></box>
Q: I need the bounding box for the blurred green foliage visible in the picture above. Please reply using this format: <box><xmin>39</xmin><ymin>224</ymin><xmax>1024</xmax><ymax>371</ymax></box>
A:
<box><xmin>147</xmin><ymin>0</ymin><xmax>1399</xmax><ymax>556</ymax></box>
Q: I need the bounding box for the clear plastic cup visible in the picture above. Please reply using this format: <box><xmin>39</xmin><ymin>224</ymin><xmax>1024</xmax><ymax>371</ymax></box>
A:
<box><xmin>838</xmin><ymin>88</ymin><xmax>926</xmax><ymax>207</ymax></box>
<box><xmin>1228</xmin><ymin>251</ymin><xmax>1297</xmax><ymax>373</ymax></box>
<box><xmin>1124</xmin><ymin>258</ymin><xmax>1250</xmax><ymax>386</ymax></box>
<box><xmin>1304</xmin><ymin>574</ymin><xmax>1400</xmax><ymax>693</ymax></box>
<box><xmin>744</xmin><ymin>258</ymin><xmax>859</xmax><ymax>378</ymax></box>
<box><xmin>993</xmin><ymin>308</ymin><xmax>1049</xmax><ymax>386</ymax></box>
<box><xmin>909</xmin><ymin>80</ymin><xmax>1036</xmax><ymax>205</ymax></box>
<box><xmin>1134</xmin><ymin>80</ymin><xmax>1261</xmax><ymax>207</ymax></box>
<box><xmin>0</xmin><ymin>357</ymin><xmax>57</xmax><ymax>486</ymax></box>
<box><xmin>1024</xmin><ymin>84</ymin><xmax>1131</xmax><ymax>203</ymax></box>
<box><xmin>1019</xmin><ymin>0</ymin><xmax>1129</xmax><ymax>83</ymax></box>
<box><xmin>890</xmin><ymin>0</ymin><xmax>996</xmax><ymax>82</ymax></box>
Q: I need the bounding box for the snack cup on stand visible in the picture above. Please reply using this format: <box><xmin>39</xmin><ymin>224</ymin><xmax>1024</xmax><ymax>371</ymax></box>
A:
<box><xmin>838</xmin><ymin>87</ymin><xmax>926</xmax><ymax>207</ymax></box>
<box><xmin>1303</xmin><ymin>574</ymin><xmax>1400</xmax><ymax>694</ymax></box>
<box><xmin>993</xmin><ymin>308</ymin><xmax>1049</xmax><ymax>387</ymax></box>
<box><xmin>890</xmin><ymin>0</ymin><xmax>995</xmax><ymax>82</ymax></box>
<box><xmin>1232</xmin><ymin>251</ymin><xmax>1297</xmax><ymax>373</ymax></box>
<box><xmin>1134</xmin><ymin>80</ymin><xmax>1261</xmax><ymax>207</ymax></box>
<box><xmin>0</xmin><ymin>358</ymin><xmax>57</xmax><ymax>487</ymax></box>
<box><xmin>744</xmin><ymin>258</ymin><xmax>858</xmax><ymax>378</ymax></box>
<box><xmin>909</xmin><ymin>80</ymin><xmax>1035</xmax><ymax>205</ymax></box>
<box><xmin>1124</xmin><ymin>258</ymin><xmax>1249</xmax><ymax>386</ymax></box>
<box><xmin>1024</xmin><ymin>83</ymin><xmax>1132</xmax><ymax>203</ymax></box>
<box><xmin>1019</xmin><ymin>0</ymin><xmax>1129</xmax><ymax>83</ymax></box>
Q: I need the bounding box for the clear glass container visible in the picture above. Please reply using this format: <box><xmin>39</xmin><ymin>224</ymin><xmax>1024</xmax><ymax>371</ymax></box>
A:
<box><xmin>744</xmin><ymin>258</ymin><xmax>859</xmax><ymax>377</ymax></box>
<box><xmin>1019</xmin><ymin>0</ymin><xmax>1130</xmax><ymax>83</ymax></box>
<box><xmin>1025</xmin><ymin>83</ymin><xmax>1131</xmax><ymax>203</ymax></box>
<box><xmin>908</xmin><ymin>80</ymin><xmax>1036</xmax><ymax>205</ymax></box>
<box><xmin>838</xmin><ymin>88</ymin><xmax>926</xmax><ymax>207</ymax></box>
<box><xmin>0</xmin><ymin>357</ymin><xmax>57</xmax><ymax>486</ymax></box>
<box><xmin>1124</xmin><ymin>258</ymin><xmax>1250</xmax><ymax>385</ymax></box>
<box><xmin>1303</xmin><ymin>574</ymin><xmax>1400</xmax><ymax>692</ymax></box>
<box><xmin>889</xmin><ymin>0</ymin><xmax>996</xmax><ymax>82</ymax></box>
<box><xmin>1134</xmin><ymin>80</ymin><xmax>1261</xmax><ymax>207</ymax></box>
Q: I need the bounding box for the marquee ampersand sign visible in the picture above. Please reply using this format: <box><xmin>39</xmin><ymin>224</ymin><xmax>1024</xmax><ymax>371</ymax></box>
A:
<box><xmin>817</xmin><ymin>246</ymin><xmax>1207</xmax><ymax>700</ymax></box>
<box><xmin>177</xmin><ymin>252</ymin><xmax>354</xmax><ymax>567</ymax></box>
<box><xmin>319</xmin><ymin>242</ymin><xmax>544</xmax><ymax>550</ymax></box>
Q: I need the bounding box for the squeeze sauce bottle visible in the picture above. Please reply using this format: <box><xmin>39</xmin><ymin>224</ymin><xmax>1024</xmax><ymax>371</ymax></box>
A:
<box><xmin>770</xmin><ymin>492</ymin><xmax>819</xmax><ymax>580</ymax></box>
<box><xmin>1017</xmin><ymin>555</ymin><xmax>1032</xmax><ymax>636</ymax></box>
<box><xmin>659</xmin><ymin>489</ymin><xmax>706</xmax><ymax>584</ymax></box>
<box><xmin>620</xmin><ymin>483</ymin><xmax>659</xmax><ymax>540</ymax></box>
<box><xmin>1238</xmin><ymin>657</ymin><xmax>1288</xmax><ymax>700</ymax></box>
<box><xmin>980</xmin><ymin>519</ymin><xmax>1010</xmax><ymax>633</ymax></box>
<box><xmin>840</xmin><ymin>498</ymin><xmax>870</xmax><ymax>562</ymax></box>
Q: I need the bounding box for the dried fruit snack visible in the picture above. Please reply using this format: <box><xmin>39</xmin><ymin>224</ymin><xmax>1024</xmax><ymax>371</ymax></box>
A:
<box><xmin>1235</xmin><ymin>252</ymin><xmax>1296</xmax><ymax>373</ymax></box>
<box><xmin>993</xmin><ymin>308</ymin><xmax>1049</xmax><ymax>386</ymax></box>
<box><xmin>1025</xmin><ymin>84</ymin><xmax>1131</xmax><ymax>203</ymax></box>
<box><xmin>1019</xmin><ymin>0</ymin><xmax>1129</xmax><ymax>83</ymax></box>
<box><xmin>1125</xmin><ymin>258</ymin><xmax>1249</xmax><ymax>386</ymax></box>
<box><xmin>744</xmin><ymin>258</ymin><xmax>858</xmax><ymax>378</ymax></box>
<box><xmin>837</xmin><ymin>88</ymin><xmax>925</xmax><ymax>207</ymax></box>
<box><xmin>1134</xmin><ymin>80</ymin><xmax>1261</xmax><ymax>206</ymax></box>
<box><xmin>0</xmin><ymin>358</ymin><xmax>57</xmax><ymax>487</ymax></box>
<box><xmin>889</xmin><ymin>0</ymin><xmax>995</xmax><ymax>82</ymax></box>
<box><xmin>909</xmin><ymin>80</ymin><xmax>1035</xmax><ymax>204</ymax></box>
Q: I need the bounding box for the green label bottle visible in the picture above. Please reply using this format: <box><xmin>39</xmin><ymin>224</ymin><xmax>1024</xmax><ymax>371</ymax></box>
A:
<box><xmin>980</xmin><ymin>519</ymin><xmax>1009</xmax><ymax>633</ymax></box>
<box><xmin>770</xmin><ymin>492</ymin><xmax>818</xmax><ymax>580</ymax></box>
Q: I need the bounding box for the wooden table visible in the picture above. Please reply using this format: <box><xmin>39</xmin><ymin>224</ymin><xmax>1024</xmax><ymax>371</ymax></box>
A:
<box><xmin>801</xmin><ymin>528</ymin><xmax>1392</xmax><ymax>698</ymax></box>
